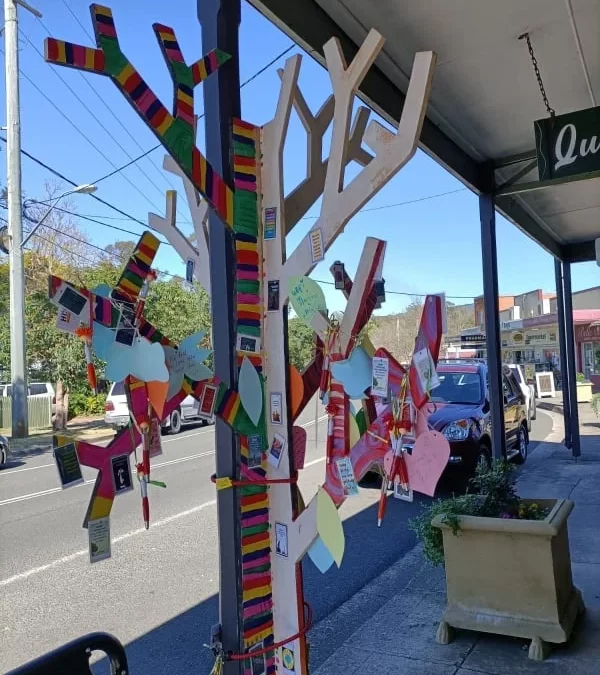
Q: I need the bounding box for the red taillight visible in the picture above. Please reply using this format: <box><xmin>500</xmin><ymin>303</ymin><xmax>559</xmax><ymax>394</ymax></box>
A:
<box><xmin>105</xmin><ymin>401</ymin><xmax>115</xmax><ymax>412</ymax></box>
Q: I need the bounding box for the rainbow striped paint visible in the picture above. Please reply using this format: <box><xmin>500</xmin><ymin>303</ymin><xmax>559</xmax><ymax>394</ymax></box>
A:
<box><xmin>231</xmin><ymin>119</ymin><xmax>275</xmax><ymax>673</ymax></box>
<box><xmin>112</xmin><ymin>231</ymin><xmax>159</xmax><ymax>304</ymax></box>
<box><xmin>43</xmin><ymin>4</ymin><xmax>234</xmax><ymax>228</ymax></box>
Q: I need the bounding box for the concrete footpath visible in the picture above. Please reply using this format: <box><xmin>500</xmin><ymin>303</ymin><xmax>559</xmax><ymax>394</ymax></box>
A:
<box><xmin>312</xmin><ymin>403</ymin><xmax>600</xmax><ymax>675</ymax></box>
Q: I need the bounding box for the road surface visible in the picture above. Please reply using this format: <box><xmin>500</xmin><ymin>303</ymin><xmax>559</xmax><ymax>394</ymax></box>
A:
<box><xmin>0</xmin><ymin>404</ymin><xmax>553</xmax><ymax>674</ymax></box>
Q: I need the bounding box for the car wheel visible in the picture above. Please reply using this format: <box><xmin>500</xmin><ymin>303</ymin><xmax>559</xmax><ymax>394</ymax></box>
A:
<box><xmin>0</xmin><ymin>443</ymin><xmax>6</xmax><ymax>468</ymax></box>
<box><xmin>169</xmin><ymin>408</ymin><xmax>182</xmax><ymax>435</ymax></box>
<box><xmin>513</xmin><ymin>425</ymin><xmax>528</xmax><ymax>464</ymax></box>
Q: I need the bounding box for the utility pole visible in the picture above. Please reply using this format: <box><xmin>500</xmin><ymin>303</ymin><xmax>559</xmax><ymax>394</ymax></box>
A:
<box><xmin>3</xmin><ymin>0</ymin><xmax>41</xmax><ymax>438</ymax></box>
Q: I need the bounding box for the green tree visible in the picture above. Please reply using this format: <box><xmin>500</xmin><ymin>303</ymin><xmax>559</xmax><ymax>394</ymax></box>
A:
<box><xmin>287</xmin><ymin>317</ymin><xmax>315</xmax><ymax>371</ymax></box>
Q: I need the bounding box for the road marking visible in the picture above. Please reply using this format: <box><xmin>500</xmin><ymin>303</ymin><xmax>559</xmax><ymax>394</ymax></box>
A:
<box><xmin>0</xmin><ymin>499</ymin><xmax>217</xmax><ymax>588</ymax></box>
<box><xmin>0</xmin><ymin>416</ymin><xmax>328</xmax><ymax>505</ymax></box>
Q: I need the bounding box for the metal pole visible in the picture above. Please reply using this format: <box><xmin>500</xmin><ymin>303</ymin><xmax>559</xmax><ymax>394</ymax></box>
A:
<box><xmin>554</xmin><ymin>259</ymin><xmax>572</xmax><ymax>447</ymax></box>
<box><xmin>562</xmin><ymin>262</ymin><xmax>581</xmax><ymax>458</ymax></box>
<box><xmin>197</xmin><ymin>0</ymin><xmax>243</xmax><ymax>671</ymax></box>
<box><xmin>480</xmin><ymin>162</ymin><xmax>505</xmax><ymax>460</ymax></box>
<box><xmin>4</xmin><ymin>0</ymin><xmax>28</xmax><ymax>438</ymax></box>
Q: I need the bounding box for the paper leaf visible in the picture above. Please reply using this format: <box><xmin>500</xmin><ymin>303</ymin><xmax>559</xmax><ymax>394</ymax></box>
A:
<box><xmin>330</xmin><ymin>347</ymin><xmax>372</xmax><ymax>398</ymax></box>
<box><xmin>289</xmin><ymin>365</ymin><xmax>304</xmax><ymax>418</ymax></box>
<box><xmin>307</xmin><ymin>536</ymin><xmax>335</xmax><ymax>574</ymax></box>
<box><xmin>239</xmin><ymin>357</ymin><xmax>263</xmax><ymax>426</ymax></box>
<box><xmin>287</xmin><ymin>276</ymin><xmax>327</xmax><ymax>327</ymax></box>
<box><xmin>147</xmin><ymin>380</ymin><xmax>169</xmax><ymax>418</ymax></box>
<box><xmin>164</xmin><ymin>335</ymin><xmax>212</xmax><ymax>401</ymax></box>
<box><xmin>105</xmin><ymin>338</ymin><xmax>169</xmax><ymax>383</ymax></box>
<box><xmin>316</xmin><ymin>487</ymin><xmax>345</xmax><ymax>567</ymax></box>
<box><xmin>405</xmin><ymin>430</ymin><xmax>450</xmax><ymax>497</ymax></box>
<box><xmin>349</xmin><ymin>412</ymin><xmax>360</xmax><ymax>449</ymax></box>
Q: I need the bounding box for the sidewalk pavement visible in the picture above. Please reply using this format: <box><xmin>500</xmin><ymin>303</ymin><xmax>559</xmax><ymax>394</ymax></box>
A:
<box><xmin>4</xmin><ymin>417</ymin><xmax>114</xmax><ymax>458</ymax></box>
<box><xmin>311</xmin><ymin>404</ymin><xmax>600</xmax><ymax>675</ymax></box>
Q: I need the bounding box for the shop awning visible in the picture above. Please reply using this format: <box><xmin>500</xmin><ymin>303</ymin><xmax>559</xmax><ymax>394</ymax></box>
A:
<box><xmin>249</xmin><ymin>0</ymin><xmax>600</xmax><ymax>263</ymax></box>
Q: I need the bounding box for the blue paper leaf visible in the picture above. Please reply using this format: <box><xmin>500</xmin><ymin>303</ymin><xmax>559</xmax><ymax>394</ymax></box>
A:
<box><xmin>307</xmin><ymin>536</ymin><xmax>335</xmax><ymax>573</ymax></box>
<box><xmin>105</xmin><ymin>337</ymin><xmax>169</xmax><ymax>383</ymax></box>
<box><xmin>330</xmin><ymin>346</ymin><xmax>372</xmax><ymax>398</ymax></box>
<box><xmin>239</xmin><ymin>356</ymin><xmax>263</xmax><ymax>426</ymax></box>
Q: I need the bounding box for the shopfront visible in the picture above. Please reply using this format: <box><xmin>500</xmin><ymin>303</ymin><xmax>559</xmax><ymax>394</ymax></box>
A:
<box><xmin>576</xmin><ymin>323</ymin><xmax>600</xmax><ymax>391</ymax></box>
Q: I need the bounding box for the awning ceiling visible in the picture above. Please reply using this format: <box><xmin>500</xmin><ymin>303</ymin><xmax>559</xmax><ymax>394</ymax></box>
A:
<box><xmin>249</xmin><ymin>0</ymin><xmax>600</xmax><ymax>263</ymax></box>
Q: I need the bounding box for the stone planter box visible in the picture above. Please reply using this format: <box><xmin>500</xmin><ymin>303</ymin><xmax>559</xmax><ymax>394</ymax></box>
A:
<box><xmin>432</xmin><ymin>499</ymin><xmax>584</xmax><ymax>660</ymax></box>
<box><xmin>577</xmin><ymin>381</ymin><xmax>593</xmax><ymax>403</ymax></box>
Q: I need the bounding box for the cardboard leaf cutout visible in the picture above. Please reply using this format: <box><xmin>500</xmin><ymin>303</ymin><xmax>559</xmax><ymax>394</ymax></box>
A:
<box><xmin>404</xmin><ymin>430</ymin><xmax>450</xmax><ymax>497</ymax></box>
<box><xmin>330</xmin><ymin>346</ymin><xmax>372</xmax><ymax>398</ymax></box>
<box><xmin>308</xmin><ymin>536</ymin><xmax>335</xmax><ymax>573</ymax></box>
<box><xmin>288</xmin><ymin>276</ymin><xmax>327</xmax><ymax>327</ymax></box>
<box><xmin>105</xmin><ymin>337</ymin><xmax>169</xmax><ymax>384</ymax></box>
<box><xmin>316</xmin><ymin>487</ymin><xmax>345</xmax><ymax>566</ymax></box>
<box><xmin>147</xmin><ymin>380</ymin><xmax>169</xmax><ymax>418</ymax></box>
<box><xmin>239</xmin><ymin>356</ymin><xmax>263</xmax><ymax>426</ymax></box>
<box><xmin>164</xmin><ymin>331</ymin><xmax>212</xmax><ymax>400</ymax></box>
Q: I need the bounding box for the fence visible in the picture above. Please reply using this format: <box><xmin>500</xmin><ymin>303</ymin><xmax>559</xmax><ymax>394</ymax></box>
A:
<box><xmin>0</xmin><ymin>395</ymin><xmax>52</xmax><ymax>430</ymax></box>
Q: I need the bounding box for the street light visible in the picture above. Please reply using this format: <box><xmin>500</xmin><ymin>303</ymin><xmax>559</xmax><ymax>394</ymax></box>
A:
<box><xmin>0</xmin><ymin>184</ymin><xmax>97</xmax><ymax>254</ymax></box>
<box><xmin>21</xmin><ymin>183</ymin><xmax>97</xmax><ymax>247</ymax></box>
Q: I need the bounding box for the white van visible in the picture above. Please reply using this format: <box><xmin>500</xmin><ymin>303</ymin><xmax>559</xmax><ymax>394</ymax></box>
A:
<box><xmin>104</xmin><ymin>381</ymin><xmax>213</xmax><ymax>434</ymax></box>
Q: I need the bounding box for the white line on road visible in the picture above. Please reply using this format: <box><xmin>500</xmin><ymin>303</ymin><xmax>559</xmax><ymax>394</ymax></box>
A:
<box><xmin>0</xmin><ymin>417</ymin><xmax>328</xmax><ymax>506</ymax></box>
<box><xmin>0</xmin><ymin>499</ymin><xmax>217</xmax><ymax>588</ymax></box>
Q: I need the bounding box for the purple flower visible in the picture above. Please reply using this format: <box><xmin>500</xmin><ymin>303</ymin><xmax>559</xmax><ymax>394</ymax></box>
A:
<box><xmin>501</xmin><ymin>513</ymin><xmax>512</xmax><ymax>519</ymax></box>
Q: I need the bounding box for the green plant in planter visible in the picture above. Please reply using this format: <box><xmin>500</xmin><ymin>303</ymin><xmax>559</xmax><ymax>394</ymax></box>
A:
<box><xmin>409</xmin><ymin>462</ymin><xmax>546</xmax><ymax>566</ymax></box>
<box><xmin>576</xmin><ymin>372</ymin><xmax>587</xmax><ymax>383</ymax></box>
<box><xmin>592</xmin><ymin>393</ymin><xmax>600</xmax><ymax>418</ymax></box>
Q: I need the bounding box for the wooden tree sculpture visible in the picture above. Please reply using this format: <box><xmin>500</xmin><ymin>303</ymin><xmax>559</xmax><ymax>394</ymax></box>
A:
<box><xmin>45</xmin><ymin>6</ymin><xmax>437</xmax><ymax>674</ymax></box>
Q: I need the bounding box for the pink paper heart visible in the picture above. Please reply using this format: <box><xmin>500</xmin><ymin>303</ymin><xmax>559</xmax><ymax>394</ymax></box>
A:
<box><xmin>405</xmin><ymin>430</ymin><xmax>450</xmax><ymax>497</ymax></box>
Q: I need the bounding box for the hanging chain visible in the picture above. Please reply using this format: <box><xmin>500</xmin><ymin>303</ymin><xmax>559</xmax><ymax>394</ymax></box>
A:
<box><xmin>518</xmin><ymin>32</ymin><xmax>555</xmax><ymax>118</ymax></box>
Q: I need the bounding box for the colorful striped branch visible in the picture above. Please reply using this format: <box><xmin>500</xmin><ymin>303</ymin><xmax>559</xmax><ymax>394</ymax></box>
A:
<box><xmin>43</xmin><ymin>3</ymin><xmax>234</xmax><ymax>227</ymax></box>
<box><xmin>113</xmin><ymin>231</ymin><xmax>159</xmax><ymax>304</ymax></box>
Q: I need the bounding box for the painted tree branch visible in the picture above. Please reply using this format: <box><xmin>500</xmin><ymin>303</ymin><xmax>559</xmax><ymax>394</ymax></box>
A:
<box><xmin>282</xmin><ymin>31</ymin><xmax>436</xmax><ymax>287</ymax></box>
<box><xmin>44</xmin><ymin>3</ymin><xmax>234</xmax><ymax>226</ymax></box>
<box><xmin>280</xmin><ymin>70</ymin><xmax>373</xmax><ymax>232</ymax></box>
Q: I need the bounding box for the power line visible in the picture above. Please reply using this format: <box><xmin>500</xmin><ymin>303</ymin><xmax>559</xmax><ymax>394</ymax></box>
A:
<box><xmin>35</xmin><ymin>15</ymin><xmax>188</xmax><ymax>216</ymax></box>
<box><xmin>6</xmin><ymin>38</ymin><xmax>168</xmax><ymax>217</ymax></box>
<box><xmin>90</xmin><ymin>44</ymin><xmax>296</xmax><ymax>186</ymax></box>
<box><xmin>314</xmin><ymin>277</ymin><xmax>477</xmax><ymax>301</ymax></box>
<box><xmin>301</xmin><ymin>188</ymin><xmax>466</xmax><ymax>220</ymax></box>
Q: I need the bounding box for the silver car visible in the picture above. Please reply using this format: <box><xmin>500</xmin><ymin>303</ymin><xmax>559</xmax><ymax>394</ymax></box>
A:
<box><xmin>0</xmin><ymin>434</ymin><xmax>9</xmax><ymax>468</ymax></box>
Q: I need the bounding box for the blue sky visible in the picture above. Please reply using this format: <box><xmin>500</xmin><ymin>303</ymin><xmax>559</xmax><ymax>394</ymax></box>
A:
<box><xmin>1</xmin><ymin>0</ymin><xmax>597</xmax><ymax>316</ymax></box>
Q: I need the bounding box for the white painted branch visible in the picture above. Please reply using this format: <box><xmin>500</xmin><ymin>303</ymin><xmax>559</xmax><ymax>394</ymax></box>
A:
<box><xmin>289</xmin><ymin>499</ymin><xmax>318</xmax><ymax>563</ymax></box>
<box><xmin>160</xmin><ymin>155</ymin><xmax>211</xmax><ymax>294</ymax></box>
<box><xmin>148</xmin><ymin>190</ymin><xmax>209</xmax><ymax>292</ymax></box>
<box><xmin>282</xmin><ymin>42</ymin><xmax>436</xmax><ymax>290</ymax></box>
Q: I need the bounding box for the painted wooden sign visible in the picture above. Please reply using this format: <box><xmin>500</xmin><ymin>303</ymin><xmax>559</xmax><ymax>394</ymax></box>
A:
<box><xmin>534</xmin><ymin>105</ymin><xmax>600</xmax><ymax>181</ymax></box>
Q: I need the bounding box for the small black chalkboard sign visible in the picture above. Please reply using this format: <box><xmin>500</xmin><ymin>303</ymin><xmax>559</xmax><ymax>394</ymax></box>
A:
<box><xmin>54</xmin><ymin>442</ymin><xmax>84</xmax><ymax>488</ymax></box>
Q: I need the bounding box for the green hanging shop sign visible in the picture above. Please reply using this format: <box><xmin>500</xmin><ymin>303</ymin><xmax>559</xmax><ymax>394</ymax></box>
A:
<box><xmin>534</xmin><ymin>105</ymin><xmax>600</xmax><ymax>181</ymax></box>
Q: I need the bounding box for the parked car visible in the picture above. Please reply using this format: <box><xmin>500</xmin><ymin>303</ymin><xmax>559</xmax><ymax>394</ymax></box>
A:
<box><xmin>0</xmin><ymin>382</ymin><xmax>56</xmax><ymax>414</ymax></box>
<box><xmin>104</xmin><ymin>381</ymin><xmax>214</xmax><ymax>434</ymax></box>
<box><xmin>421</xmin><ymin>361</ymin><xmax>529</xmax><ymax>479</ymax></box>
<box><xmin>0</xmin><ymin>434</ymin><xmax>8</xmax><ymax>468</ymax></box>
<box><xmin>507</xmin><ymin>363</ymin><xmax>536</xmax><ymax>431</ymax></box>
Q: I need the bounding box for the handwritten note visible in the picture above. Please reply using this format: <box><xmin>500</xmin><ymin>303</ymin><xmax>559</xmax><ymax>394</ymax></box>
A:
<box><xmin>336</xmin><ymin>457</ymin><xmax>359</xmax><ymax>497</ymax></box>
<box><xmin>287</xmin><ymin>276</ymin><xmax>327</xmax><ymax>327</ymax></box>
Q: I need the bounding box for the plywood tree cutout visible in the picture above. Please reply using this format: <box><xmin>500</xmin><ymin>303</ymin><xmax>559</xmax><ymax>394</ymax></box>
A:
<box><xmin>45</xmin><ymin>7</ymin><xmax>437</xmax><ymax>675</ymax></box>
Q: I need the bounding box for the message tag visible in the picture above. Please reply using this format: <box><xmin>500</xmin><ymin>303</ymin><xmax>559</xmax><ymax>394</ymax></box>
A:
<box><xmin>248</xmin><ymin>434</ymin><xmax>263</xmax><ymax>469</ymax></box>
<box><xmin>54</xmin><ymin>442</ymin><xmax>84</xmax><ymax>489</ymax></box>
<box><xmin>186</xmin><ymin>259</ymin><xmax>195</xmax><ymax>283</ymax></box>
<box><xmin>413</xmin><ymin>347</ymin><xmax>440</xmax><ymax>392</ymax></box>
<box><xmin>149</xmin><ymin>418</ymin><xmax>163</xmax><ymax>457</ymax></box>
<box><xmin>371</xmin><ymin>356</ymin><xmax>390</xmax><ymax>397</ymax></box>
<box><xmin>267</xmin><ymin>280</ymin><xmax>280</xmax><ymax>311</ymax></box>
<box><xmin>394</xmin><ymin>479</ymin><xmax>414</xmax><ymax>502</ymax></box>
<box><xmin>111</xmin><ymin>454</ymin><xmax>133</xmax><ymax>495</ymax></box>
<box><xmin>281</xmin><ymin>647</ymin><xmax>295</xmax><ymax>674</ymax></box>
<box><xmin>56</xmin><ymin>306</ymin><xmax>85</xmax><ymax>335</ymax></box>
<box><xmin>405</xmin><ymin>430</ymin><xmax>450</xmax><ymax>497</ymax></box>
<box><xmin>114</xmin><ymin>303</ymin><xmax>136</xmax><ymax>347</ymax></box>
<box><xmin>268</xmin><ymin>433</ymin><xmax>286</xmax><ymax>468</ymax></box>
<box><xmin>336</xmin><ymin>457</ymin><xmax>359</xmax><ymax>497</ymax></box>
<box><xmin>287</xmin><ymin>276</ymin><xmax>327</xmax><ymax>327</ymax></box>
<box><xmin>270</xmin><ymin>392</ymin><xmax>283</xmax><ymax>425</ymax></box>
<box><xmin>88</xmin><ymin>516</ymin><xmax>111</xmax><ymax>563</ymax></box>
<box><xmin>332</xmin><ymin>261</ymin><xmax>345</xmax><ymax>290</ymax></box>
<box><xmin>275</xmin><ymin>522</ymin><xmax>288</xmax><ymax>558</ymax></box>
<box><xmin>263</xmin><ymin>207</ymin><xmax>277</xmax><ymax>240</ymax></box>
<box><xmin>249</xmin><ymin>643</ymin><xmax>266</xmax><ymax>675</ymax></box>
<box><xmin>56</xmin><ymin>284</ymin><xmax>88</xmax><ymax>315</ymax></box>
<box><xmin>237</xmin><ymin>333</ymin><xmax>261</xmax><ymax>355</ymax></box>
<box><xmin>309</xmin><ymin>227</ymin><xmax>324</xmax><ymax>263</ymax></box>
<box><xmin>199</xmin><ymin>384</ymin><xmax>218</xmax><ymax>419</ymax></box>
